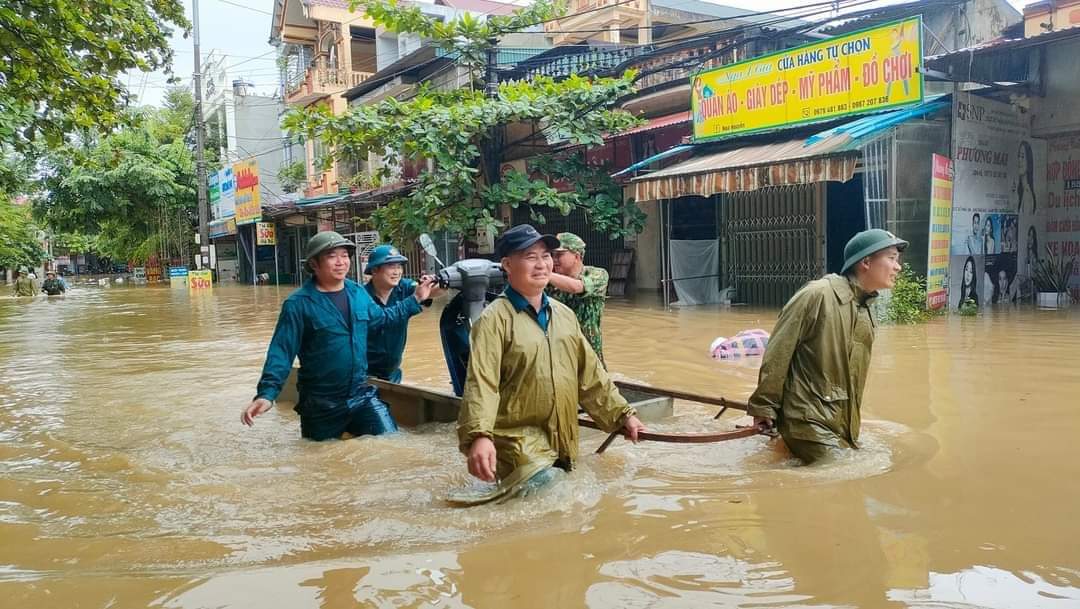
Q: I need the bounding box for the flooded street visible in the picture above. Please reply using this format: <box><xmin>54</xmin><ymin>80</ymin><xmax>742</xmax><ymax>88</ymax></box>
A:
<box><xmin>1</xmin><ymin>284</ymin><xmax>1079</xmax><ymax>608</ymax></box>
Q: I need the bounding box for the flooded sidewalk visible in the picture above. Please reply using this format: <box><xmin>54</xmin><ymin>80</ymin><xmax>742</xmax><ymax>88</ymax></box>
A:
<box><xmin>1</xmin><ymin>285</ymin><xmax>1078</xmax><ymax>608</ymax></box>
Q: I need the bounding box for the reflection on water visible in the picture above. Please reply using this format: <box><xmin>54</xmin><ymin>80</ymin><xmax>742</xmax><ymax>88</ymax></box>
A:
<box><xmin>888</xmin><ymin>565</ymin><xmax>1080</xmax><ymax>608</ymax></box>
<box><xmin>586</xmin><ymin>551</ymin><xmax>835</xmax><ymax>609</ymax></box>
<box><xmin>1</xmin><ymin>284</ymin><xmax>1079</xmax><ymax>608</ymax></box>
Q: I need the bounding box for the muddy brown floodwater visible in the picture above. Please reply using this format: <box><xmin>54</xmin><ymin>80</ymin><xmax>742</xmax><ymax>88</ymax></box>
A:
<box><xmin>1</xmin><ymin>284</ymin><xmax>1078</xmax><ymax>608</ymax></box>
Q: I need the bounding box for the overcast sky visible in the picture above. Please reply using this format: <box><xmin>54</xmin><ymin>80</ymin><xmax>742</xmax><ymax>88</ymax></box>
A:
<box><xmin>133</xmin><ymin>0</ymin><xmax>1035</xmax><ymax>107</ymax></box>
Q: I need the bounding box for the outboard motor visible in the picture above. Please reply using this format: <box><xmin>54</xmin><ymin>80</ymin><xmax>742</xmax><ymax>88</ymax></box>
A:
<box><xmin>419</xmin><ymin>234</ymin><xmax>505</xmax><ymax>395</ymax></box>
<box><xmin>437</xmin><ymin>259</ymin><xmax>505</xmax><ymax>324</ymax></box>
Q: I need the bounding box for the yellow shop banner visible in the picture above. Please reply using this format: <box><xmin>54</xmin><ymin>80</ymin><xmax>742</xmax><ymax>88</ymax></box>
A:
<box><xmin>233</xmin><ymin>159</ymin><xmax>261</xmax><ymax>225</ymax></box>
<box><xmin>692</xmin><ymin>17</ymin><xmax>923</xmax><ymax>142</ymax></box>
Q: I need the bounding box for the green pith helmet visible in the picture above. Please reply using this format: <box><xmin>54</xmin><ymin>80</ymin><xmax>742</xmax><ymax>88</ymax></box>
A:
<box><xmin>364</xmin><ymin>244</ymin><xmax>408</xmax><ymax>274</ymax></box>
<box><xmin>304</xmin><ymin>231</ymin><xmax>355</xmax><ymax>260</ymax></box>
<box><xmin>555</xmin><ymin>232</ymin><xmax>586</xmax><ymax>255</ymax></box>
<box><xmin>303</xmin><ymin>231</ymin><xmax>356</xmax><ymax>272</ymax></box>
<box><xmin>841</xmin><ymin>229</ymin><xmax>909</xmax><ymax>273</ymax></box>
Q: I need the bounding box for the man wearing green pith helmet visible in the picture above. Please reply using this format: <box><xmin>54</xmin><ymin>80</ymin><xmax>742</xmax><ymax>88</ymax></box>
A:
<box><xmin>12</xmin><ymin>266</ymin><xmax>35</xmax><ymax>297</ymax></box>
<box><xmin>548</xmin><ymin>232</ymin><xmax>610</xmax><ymax>366</ymax></box>
<box><xmin>747</xmin><ymin>229</ymin><xmax>908</xmax><ymax>464</ymax></box>
<box><xmin>364</xmin><ymin>244</ymin><xmax>441</xmax><ymax>383</ymax></box>
<box><xmin>241</xmin><ymin>231</ymin><xmax>435</xmax><ymax>441</ymax></box>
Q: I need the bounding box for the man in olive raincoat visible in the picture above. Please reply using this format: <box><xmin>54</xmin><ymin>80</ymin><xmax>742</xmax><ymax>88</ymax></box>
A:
<box><xmin>457</xmin><ymin>224</ymin><xmax>646</xmax><ymax>486</ymax></box>
<box><xmin>747</xmin><ymin>229</ymin><xmax>907</xmax><ymax>463</ymax></box>
<box><xmin>241</xmin><ymin>231</ymin><xmax>433</xmax><ymax>440</ymax></box>
<box><xmin>12</xmin><ymin>266</ymin><xmax>35</xmax><ymax>297</ymax></box>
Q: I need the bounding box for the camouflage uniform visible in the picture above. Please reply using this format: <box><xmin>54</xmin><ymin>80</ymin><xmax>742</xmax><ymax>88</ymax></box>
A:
<box><xmin>549</xmin><ymin>233</ymin><xmax>609</xmax><ymax>365</ymax></box>
<box><xmin>42</xmin><ymin>277</ymin><xmax>66</xmax><ymax>295</ymax></box>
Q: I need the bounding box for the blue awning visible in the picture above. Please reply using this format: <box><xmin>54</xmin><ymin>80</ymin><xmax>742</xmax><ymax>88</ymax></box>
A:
<box><xmin>803</xmin><ymin>96</ymin><xmax>950</xmax><ymax>147</ymax></box>
<box><xmin>611</xmin><ymin>144</ymin><xmax>696</xmax><ymax>178</ymax></box>
<box><xmin>295</xmin><ymin>193</ymin><xmax>350</xmax><ymax>209</ymax></box>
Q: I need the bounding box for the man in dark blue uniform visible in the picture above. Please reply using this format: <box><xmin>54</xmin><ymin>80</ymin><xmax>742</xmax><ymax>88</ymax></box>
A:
<box><xmin>364</xmin><ymin>244</ymin><xmax>440</xmax><ymax>383</ymax></box>
<box><xmin>241</xmin><ymin>231</ymin><xmax>434</xmax><ymax>440</ymax></box>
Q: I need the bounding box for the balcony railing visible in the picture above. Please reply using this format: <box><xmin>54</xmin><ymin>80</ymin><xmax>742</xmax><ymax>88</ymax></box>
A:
<box><xmin>285</xmin><ymin>59</ymin><xmax>375</xmax><ymax>103</ymax></box>
<box><xmin>524</xmin><ymin>40</ymin><xmax>738</xmax><ymax>90</ymax></box>
<box><xmin>526</xmin><ymin>46</ymin><xmax>647</xmax><ymax>80</ymax></box>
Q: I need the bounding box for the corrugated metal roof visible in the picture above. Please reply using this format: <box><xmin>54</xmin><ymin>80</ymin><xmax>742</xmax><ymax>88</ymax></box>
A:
<box><xmin>306</xmin><ymin>0</ymin><xmax>350</xmax><ymax>9</ymax></box>
<box><xmin>817</xmin><ymin>0</ymin><xmax>965</xmax><ymax>35</ymax></box>
<box><xmin>637</xmin><ymin>98</ymin><xmax>948</xmax><ymax>183</ymax></box>
<box><xmin>296</xmin><ymin>193</ymin><xmax>350</xmax><ymax>208</ymax></box>
<box><xmin>651</xmin><ymin>0</ymin><xmax>807</xmax><ymax>28</ymax></box>
<box><xmin>926</xmin><ymin>24</ymin><xmax>1080</xmax><ymax>61</ymax></box>
<box><xmin>630</xmin><ymin>98</ymin><xmax>949</xmax><ymax>200</ymax></box>
<box><xmin>611</xmin><ymin>111</ymin><xmax>690</xmax><ymax>138</ymax></box>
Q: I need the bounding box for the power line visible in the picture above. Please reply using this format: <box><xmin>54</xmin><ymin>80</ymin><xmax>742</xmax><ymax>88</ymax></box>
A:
<box><xmin>512</xmin><ymin>0</ymin><xmax>640</xmax><ymax>29</ymax></box>
<box><xmin>174</xmin><ymin>50</ymin><xmax>279</xmax><ymax>60</ymax></box>
<box><xmin>213</xmin><ymin>0</ymin><xmax>274</xmax><ymax>16</ymax></box>
<box><xmin>539</xmin><ymin>0</ymin><xmax>848</xmax><ymax>35</ymax></box>
<box><xmin>498</xmin><ymin>0</ymin><xmax>890</xmax><ymax>151</ymax></box>
<box><xmin>258</xmin><ymin>0</ymin><xmax>912</xmax><ymax>180</ymax></box>
<box><xmin>490</xmin><ymin>0</ymin><xmax>853</xmax><ymax>76</ymax></box>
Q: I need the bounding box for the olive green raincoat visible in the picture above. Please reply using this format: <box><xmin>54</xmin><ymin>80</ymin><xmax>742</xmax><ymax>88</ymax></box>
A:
<box><xmin>457</xmin><ymin>295</ymin><xmax>635</xmax><ymax>479</ymax></box>
<box><xmin>12</xmin><ymin>276</ymin><xmax>35</xmax><ymax>297</ymax></box>
<box><xmin>747</xmin><ymin>274</ymin><xmax>877</xmax><ymax>459</ymax></box>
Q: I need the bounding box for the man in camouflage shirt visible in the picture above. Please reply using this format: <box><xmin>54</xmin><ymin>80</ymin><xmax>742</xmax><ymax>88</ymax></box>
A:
<box><xmin>548</xmin><ymin>232</ymin><xmax>609</xmax><ymax>365</ymax></box>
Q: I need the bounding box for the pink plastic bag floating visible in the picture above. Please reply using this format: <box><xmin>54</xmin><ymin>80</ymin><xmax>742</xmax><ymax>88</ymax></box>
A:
<box><xmin>710</xmin><ymin>329</ymin><xmax>770</xmax><ymax>360</ymax></box>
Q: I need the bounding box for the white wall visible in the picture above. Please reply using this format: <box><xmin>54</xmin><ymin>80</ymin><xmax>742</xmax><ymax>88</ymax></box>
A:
<box><xmin>633</xmin><ymin>199</ymin><xmax>662</xmax><ymax>291</ymax></box>
<box><xmin>233</xmin><ymin>94</ymin><xmax>293</xmax><ymax>204</ymax></box>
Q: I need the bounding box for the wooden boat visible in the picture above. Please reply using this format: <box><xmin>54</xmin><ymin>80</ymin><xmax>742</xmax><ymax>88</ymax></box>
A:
<box><xmin>277</xmin><ymin>367</ymin><xmax>763</xmax><ymax>452</ymax></box>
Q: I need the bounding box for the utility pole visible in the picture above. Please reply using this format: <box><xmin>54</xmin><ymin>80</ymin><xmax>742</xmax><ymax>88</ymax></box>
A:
<box><xmin>478</xmin><ymin>38</ymin><xmax>505</xmax><ymax>255</ymax></box>
<box><xmin>192</xmin><ymin>0</ymin><xmax>210</xmax><ymax>269</ymax></box>
<box><xmin>481</xmin><ymin>39</ymin><xmax>502</xmax><ymax>188</ymax></box>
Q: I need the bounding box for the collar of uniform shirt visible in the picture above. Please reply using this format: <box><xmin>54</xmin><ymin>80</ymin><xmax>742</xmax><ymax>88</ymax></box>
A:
<box><xmin>504</xmin><ymin>285</ymin><xmax>551</xmax><ymax>332</ymax></box>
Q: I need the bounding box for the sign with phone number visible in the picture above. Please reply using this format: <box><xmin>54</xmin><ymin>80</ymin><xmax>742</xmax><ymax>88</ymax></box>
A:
<box><xmin>691</xmin><ymin>17</ymin><xmax>923</xmax><ymax>142</ymax></box>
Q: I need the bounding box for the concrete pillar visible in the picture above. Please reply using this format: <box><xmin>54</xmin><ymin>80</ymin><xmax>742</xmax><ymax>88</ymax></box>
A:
<box><xmin>633</xmin><ymin>199</ymin><xmax>661</xmax><ymax>290</ymax></box>
<box><xmin>608</xmin><ymin>24</ymin><xmax>620</xmax><ymax>44</ymax></box>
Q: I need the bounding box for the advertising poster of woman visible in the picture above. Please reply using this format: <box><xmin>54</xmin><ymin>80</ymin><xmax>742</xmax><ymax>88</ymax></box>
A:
<box><xmin>949</xmin><ymin>93</ymin><xmax>1046</xmax><ymax>308</ymax></box>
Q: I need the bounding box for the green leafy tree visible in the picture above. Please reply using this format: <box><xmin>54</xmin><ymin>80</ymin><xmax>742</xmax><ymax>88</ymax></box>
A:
<box><xmin>0</xmin><ymin>197</ymin><xmax>45</xmax><ymax>269</ymax></box>
<box><xmin>0</xmin><ymin>0</ymin><xmax>189</xmax><ymax>149</ymax></box>
<box><xmin>36</xmin><ymin>90</ymin><xmax>197</xmax><ymax>264</ymax></box>
<box><xmin>52</xmin><ymin>231</ymin><xmax>98</xmax><ymax>256</ymax></box>
<box><xmin>0</xmin><ymin>143</ymin><xmax>46</xmax><ymax>268</ymax></box>
<box><xmin>284</xmin><ymin>0</ymin><xmax>642</xmax><ymax>244</ymax></box>
<box><xmin>278</xmin><ymin>161</ymin><xmax>308</xmax><ymax>194</ymax></box>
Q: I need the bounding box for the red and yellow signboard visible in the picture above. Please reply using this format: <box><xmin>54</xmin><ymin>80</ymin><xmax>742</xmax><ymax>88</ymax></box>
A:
<box><xmin>692</xmin><ymin>17</ymin><xmax>923</xmax><ymax>142</ymax></box>
<box><xmin>233</xmin><ymin>159</ymin><xmax>261</xmax><ymax>225</ymax></box>
<box><xmin>188</xmin><ymin>269</ymin><xmax>213</xmax><ymax>290</ymax></box>
<box><xmin>927</xmin><ymin>154</ymin><xmax>953</xmax><ymax>310</ymax></box>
